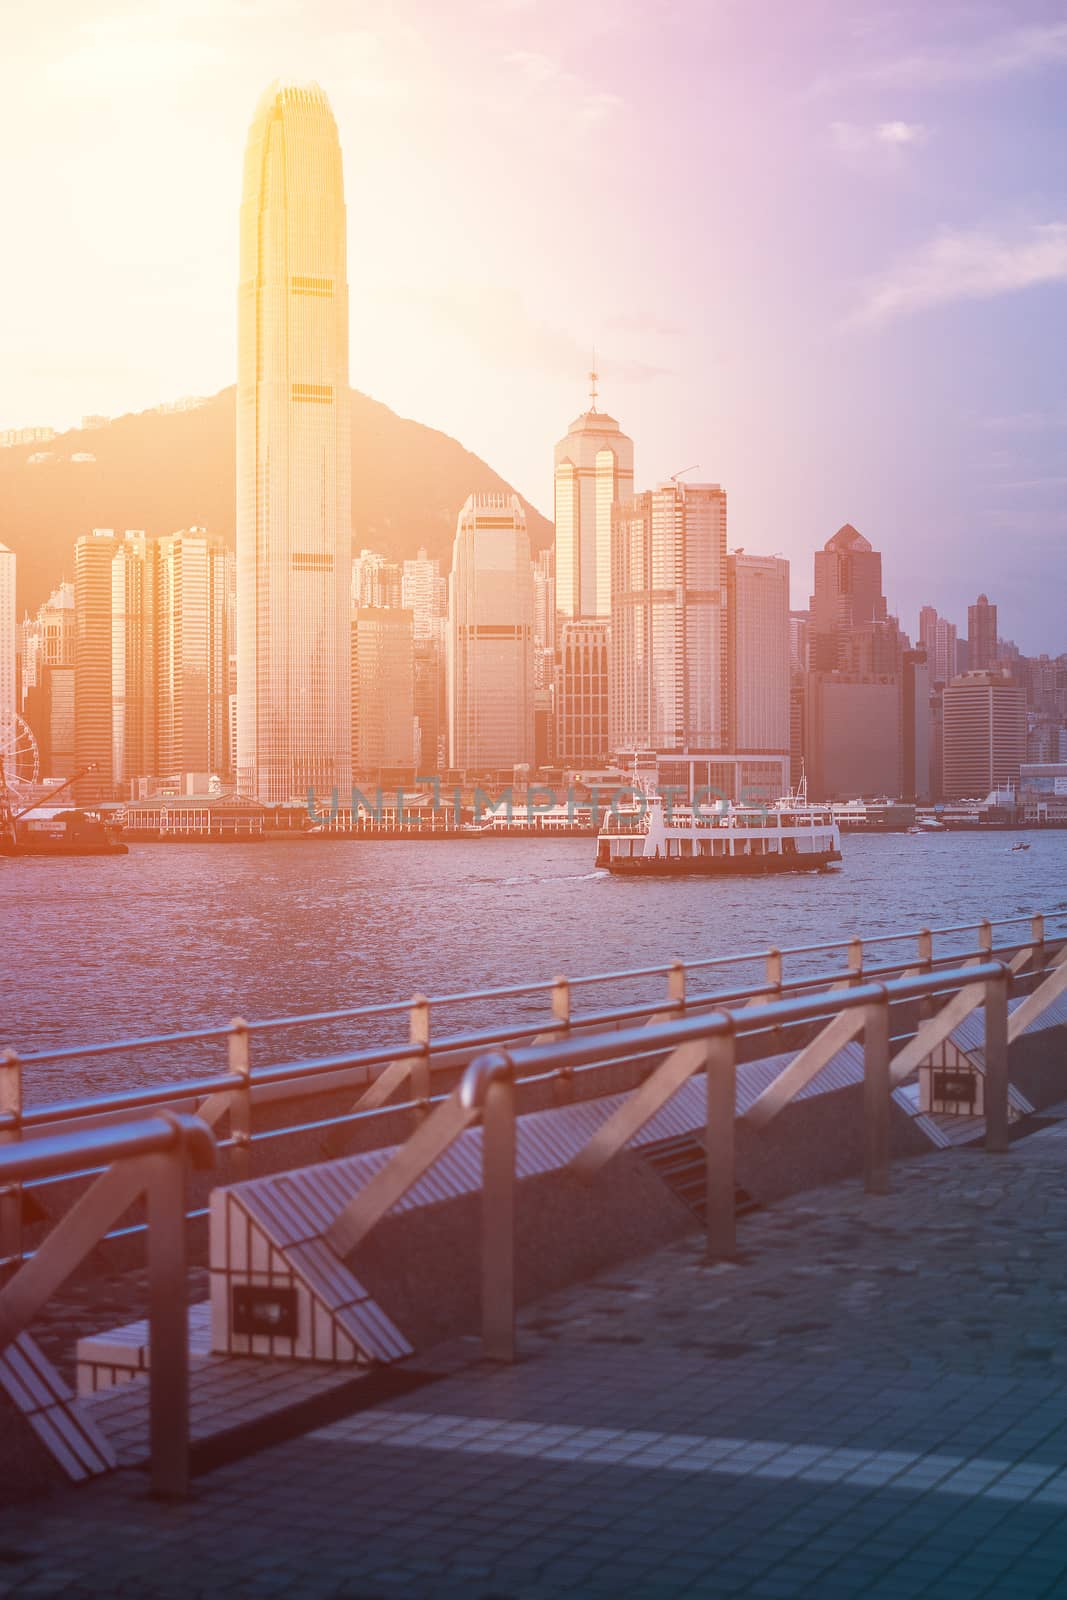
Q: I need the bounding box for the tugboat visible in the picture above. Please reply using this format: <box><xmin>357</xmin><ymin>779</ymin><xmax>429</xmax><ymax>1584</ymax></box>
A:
<box><xmin>0</xmin><ymin>762</ymin><xmax>128</xmax><ymax>857</ymax></box>
<box><xmin>595</xmin><ymin>777</ymin><xmax>842</xmax><ymax>878</ymax></box>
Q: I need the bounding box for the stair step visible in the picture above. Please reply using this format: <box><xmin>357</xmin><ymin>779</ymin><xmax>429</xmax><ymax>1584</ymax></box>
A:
<box><xmin>640</xmin><ymin>1134</ymin><xmax>760</xmax><ymax>1222</ymax></box>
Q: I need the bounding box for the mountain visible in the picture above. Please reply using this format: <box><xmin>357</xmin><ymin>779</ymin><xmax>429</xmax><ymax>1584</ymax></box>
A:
<box><xmin>0</xmin><ymin>387</ymin><xmax>553</xmax><ymax>616</ymax></box>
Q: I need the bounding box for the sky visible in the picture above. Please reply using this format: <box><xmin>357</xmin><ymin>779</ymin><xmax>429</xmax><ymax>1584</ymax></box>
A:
<box><xmin>1</xmin><ymin>0</ymin><xmax>1065</xmax><ymax>651</ymax></box>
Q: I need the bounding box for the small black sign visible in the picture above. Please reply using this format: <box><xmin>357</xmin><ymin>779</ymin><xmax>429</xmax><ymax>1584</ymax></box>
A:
<box><xmin>231</xmin><ymin>1283</ymin><xmax>299</xmax><ymax>1340</ymax></box>
<box><xmin>933</xmin><ymin>1070</ymin><xmax>977</xmax><ymax>1105</ymax></box>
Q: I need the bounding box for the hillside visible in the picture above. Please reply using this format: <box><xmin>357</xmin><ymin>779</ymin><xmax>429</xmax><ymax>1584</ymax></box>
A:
<box><xmin>0</xmin><ymin>387</ymin><xmax>553</xmax><ymax>615</ymax></box>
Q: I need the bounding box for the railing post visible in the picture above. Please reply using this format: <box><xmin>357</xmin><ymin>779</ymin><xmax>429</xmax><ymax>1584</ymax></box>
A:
<box><xmin>409</xmin><ymin>995</ymin><xmax>431</xmax><ymax>1125</ymax></box>
<box><xmin>146</xmin><ymin>1146</ymin><xmax>191</xmax><ymax>1498</ymax></box>
<box><xmin>551</xmin><ymin>977</ymin><xmax>573</xmax><ymax>1106</ymax></box>
<box><xmin>917</xmin><ymin>929</ymin><xmax>934</xmax><ymax>1021</ymax></box>
<box><xmin>481</xmin><ymin>1059</ymin><xmax>516</xmax><ymax>1362</ymax></box>
<box><xmin>848</xmin><ymin>937</ymin><xmax>863</xmax><ymax>985</ymax></box>
<box><xmin>705</xmin><ymin>1027</ymin><xmax>737</xmax><ymax>1262</ymax></box>
<box><xmin>1031</xmin><ymin>913</ymin><xmax>1046</xmax><ymax>980</ymax></box>
<box><xmin>984</xmin><ymin>965</ymin><xmax>1010</xmax><ymax>1155</ymax></box>
<box><xmin>863</xmin><ymin>989</ymin><xmax>891</xmax><ymax>1195</ymax></box>
<box><xmin>978</xmin><ymin>918</ymin><xmax>993</xmax><ymax>956</ymax></box>
<box><xmin>227</xmin><ymin>1018</ymin><xmax>251</xmax><ymax>1184</ymax></box>
<box><xmin>668</xmin><ymin>959</ymin><xmax>686</xmax><ymax>1010</ymax></box>
<box><xmin>765</xmin><ymin>948</ymin><xmax>783</xmax><ymax>1049</ymax></box>
<box><xmin>0</xmin><ymin>1051</ymin><xmax>22</xmax><ymax>1278</ymax></box>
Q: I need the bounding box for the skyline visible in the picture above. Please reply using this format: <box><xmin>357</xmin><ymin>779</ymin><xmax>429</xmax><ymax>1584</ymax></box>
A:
<box><xmin>1</xmin><ymin>2</ymin><xmax>1066</xmax><ymax>650</ymax></box>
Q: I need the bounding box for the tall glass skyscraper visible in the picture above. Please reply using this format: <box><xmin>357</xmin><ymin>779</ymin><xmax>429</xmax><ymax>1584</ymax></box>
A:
<box><xmin>553</xmin><ymin>388</ymin><xmax>633</xmax><ymax>624</ymax></box>
<box><xmin>237</xmin><ymin>81</ymin><xmax>351</xmax><ymax>803</ymax></box>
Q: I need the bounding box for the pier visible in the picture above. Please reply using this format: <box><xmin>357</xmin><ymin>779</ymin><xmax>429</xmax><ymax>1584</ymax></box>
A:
<box><xmin>2</xmin><ymin>912</ymin><xmax>1067</xmax><ymax>1596</ymax></box>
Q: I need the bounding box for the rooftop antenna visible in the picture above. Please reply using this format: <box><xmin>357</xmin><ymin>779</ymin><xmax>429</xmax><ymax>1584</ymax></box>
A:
<box><xmin>670</xmin><ymin>464</ymin><xmax>700</xmax><ymax>485</ymax></box>
<box><xmin>588</xmin><ymin>348</ymin><xmax>598</xmax><ymax>413</ymax></box>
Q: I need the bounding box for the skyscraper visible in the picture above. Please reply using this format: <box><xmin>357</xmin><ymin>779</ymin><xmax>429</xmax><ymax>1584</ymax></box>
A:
<box><xmin>352</xmin><ymin>608</ymin><xmax>416</xmax><ymax>772</ymax></box>
<box><xmin>610</xmin><ymin>482</ymin><xmax>728</xmax><ymax>755</ymax></box>
<box><xmin>157</xmin><ymin>529</ymin><xmax>234</xmax><ymax>779</ymax></box>
<box><xmin>74</xmin><ymin>528</ymin><xmax>118</xmax><ymax>801</ymax></box>
<box><xmin>727</xmin><ymin>554</ymin><xmax>790</xmax><ymax>758</ymax></box>
<box><xmin>237</xmin><ymin>81</ymin><xmax>351</xmax><ymax>804</ymax></box>
<box><xmin>919</xmin><ymin>605</ymin><xmax>958</xmax><ymax>690</ymax></box>
<box><xmin>967</xmin><ymin>594</ymin><xmax>999</xmax><ymax>673</ymax></box>
<box><xmin>942</xmin><ymin>669</ymin><xmax>1025</xmax><ymax>799</ymax></box>
<box><xmin>554</xmin><ymin>382</ymin><xmax>633</xmax><ymax>623</ymax></box>
<box><xmin>21</xmin><ymin>582</ymin><xmax>75</xmax><ymax>779</ymax></box>
<box><xmin>0</xmin><ymin>542</ymin><xmax>15</xmax><ymax>756</ymax></box>
<box><xmin>809</xmin><ymin>524</ymin><xmax>887</xmax><ymax>672</ymax></box>
<box><xmin>447</xmin><ymin>494</ymin><xmax>535</xmax><ymax>772</ymax></box>
<box><xmin>111</xmin><ymin>531</ymin><xmax>158</xmax><ymax>788</ymax></box>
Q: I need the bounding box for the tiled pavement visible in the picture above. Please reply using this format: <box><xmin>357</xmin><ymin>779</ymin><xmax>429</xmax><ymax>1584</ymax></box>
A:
<box><xmin>6</xmin><ymin>1119</ymin><xmax>1067</xmax><ymax>1597</ymax></box>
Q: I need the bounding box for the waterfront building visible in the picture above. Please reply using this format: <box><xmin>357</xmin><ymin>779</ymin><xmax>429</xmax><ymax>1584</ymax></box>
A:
<box><xmin>901</xmin><ymin>648</ymin><xmax>931</xmax><ymax>801</ymax></box>
<box><xmin>1019</xmin><ymin>762</ymin><xmax>1067</xmax><ymax>823</ymax></box>
<box><xmin>727</xmin><ymin>553</ymin><xmax>790</xmax><ymax>761</ymax></box>
<box><xmin>919</xmin><ymin>605</ymin><xmax>958</xmax><ymax>690</ymax></box>
<box><xmin>111</xmin><ymin>532</ymin><xmax>158</xmax><ymax>789</ymax></box>
<box><xmin>447</xmin><ymin>493</ymin><xmax>535</xmax><ymax>772</ymax></box>
<box><xmin>352</xmin><ymin>607</ymin><xmax>416</xmax><ymax>772</ymax></box>
<box><xmin>610</xmin><ymin>481</ymin><xmax>728</xmax><ymax>756</ymax></box>
<box><xmin>156</xmin><ymin>530</ymin><xmax>234</xmax><ymax>780</ymax></box>
<box><xmin>556</xmin><ymin>619</ymin><xmax>610</xmax><ymax>765</ymax></box>
<box><xmin>804</xmin><ymin>672</ymin><xmax>902</xmax><ymax>800</ymax></box>
<box><xmin>942</xmin><ymin>669</ymin><xmax>1026</xmax><ymax>799</ymax></box>
<box><xmin>967</xmin><ymin>594</ymin><xmax>999</xmax><ymax>673</ymax></box>
<box><xmin>74</xmin><ymin>528</ymin><xmax>119</xmax><ymax>801</ymax></box>
<box><xmin>237</xmin><ymin>81</ymin><xmax>351</xmax><ymax>804</ymax></box>
<box><xmin>0</xmin><ymin>542</ymin><xmax>15</xmax><ymax>759</ymax></box>
<box><xmin>20</xmin><ymin>582</ymin><xmax>75</xmax><ymax>779</ymax></box>
<box><xmin>809</xmin><ymin>524</ymin><xmax>887</xmax><ymax>673</ymax></box>
<box><xmin>554</xmin><ymin>383</ymin><xmax>633</xmax><ymax>624</ymax></box>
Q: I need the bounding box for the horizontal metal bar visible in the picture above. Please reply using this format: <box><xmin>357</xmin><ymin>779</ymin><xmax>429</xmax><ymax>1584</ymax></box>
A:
<box><xmin>0</xmin><ymin>1113</ymin><xmax>215</xmax><ymax>1183</ymax></box>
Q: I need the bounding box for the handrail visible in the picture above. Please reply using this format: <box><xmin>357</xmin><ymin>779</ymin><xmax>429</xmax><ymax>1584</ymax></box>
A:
<box><xmin>321</xmin><ymin>961</ymin><xmax>1014</xmax><ymax>1364</ymax></box>
<box><xmin>10</xmin><ymin>910</ymin><xmax>1063</xmax><ymax>1069</ymax></box>
<box><xmin>0</xmin><ymin>1112</ymin><xmax>216</xmax><ymax>1499</ymax></box>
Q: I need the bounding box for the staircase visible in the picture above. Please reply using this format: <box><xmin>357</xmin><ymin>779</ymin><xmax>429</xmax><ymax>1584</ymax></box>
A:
<box><xmin>641</xmin><ymin>1133</ymin><xmax>760</xmax><ymax>1223</ymax></box>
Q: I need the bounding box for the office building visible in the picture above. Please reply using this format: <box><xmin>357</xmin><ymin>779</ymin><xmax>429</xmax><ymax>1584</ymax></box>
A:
<box><xmin>919</xmin><ymin>605</ymin><xmax>958</xmax><ymax>689</ymax></box>
<box><xmin>610</xmin><ymin>482</ymin><xmax>728</xmax><ymax>755</ymax></box>
<box><xmin>968</xmin><ymin>594</ymin><xmax>999</xmax><ymax>673</ymax></box>
<box><xmin>554</xmin><ymin>383</ymin><xmax>633</xmax><ymax>623</ymax></box>
<box><xmin>447</xmin><ymin>494</ymin><xmax>535</xmax><ymax>771</ymax></box>
<box><xmin>809</xmin><ymin>524</ymin><xmax>887</xmax><ymax>672</ymax></box>
<box><xmin>556</xmin><ymin>619</ymin><xmax>610</xmax><ymax>764</ymax></box>
<box><xmin>942</xmin><ymin>669</ymin><xmax>1026</xmax><ymax>799</ymax></box>
<box><xmin>352</xmin><ymin>607</ymin><xmax>416</xmax><ymax>772</ymax></box>
<box><xmin>237</xmin><ymin>81</ymin><xmax>351</xmax><ymax>803</ymax></box>
<box><xmin>20</xmin><ymin>582</ymin><xmax>76</xmax><ymax>779</ymax></box>
<box><xmin>727</xmin><ymin>553</ymin><xmax>790</xmax><ymax>759</ymax></box>
<box><xmin>111</xmin><ymin>532</ymin><xmax>158</xmax><ymax>788</ymax></box>
<box><xmin>156</xmin><ymin>529</ymin><xmax>233</xmax><ymax>778</ymax></box>
<box><xmin>74</xmin><ymin>529</ymin><xmax>119</xmax><ymax>801</ymax></box>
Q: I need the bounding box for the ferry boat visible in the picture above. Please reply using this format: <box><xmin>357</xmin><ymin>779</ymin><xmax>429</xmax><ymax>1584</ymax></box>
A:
<box><xmin>595</xmin><ymin>787</ymin><xmax>842</xmax><ymax>877</ymax></box>
<box><xmin>1</xmin><ymin>807</ymin><xmax>128</xmax><ymax>857</ymax></box>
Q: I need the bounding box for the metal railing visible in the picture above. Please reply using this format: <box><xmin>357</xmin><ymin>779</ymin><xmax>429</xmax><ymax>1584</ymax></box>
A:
<box><xmin>0</xmin><ymin>1113</ymin><xmax>215</xmax><ymax>1498</ymax></box>
<box><xmin>322</xmin><ymin>961</ymin><xmax>1023</xmax><ymax>1363</ymax></box>
<box><xmin>1</xmin><ymin>911</ymin><xmax>1064</xmax><ymax>1274</ymax></box>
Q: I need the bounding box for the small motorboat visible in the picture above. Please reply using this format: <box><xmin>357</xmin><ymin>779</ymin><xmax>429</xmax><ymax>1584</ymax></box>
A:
<box><xmin>1011</xmin><ymin>840</ymin><xmax>1031</xmax><ymax>852</ymax></box>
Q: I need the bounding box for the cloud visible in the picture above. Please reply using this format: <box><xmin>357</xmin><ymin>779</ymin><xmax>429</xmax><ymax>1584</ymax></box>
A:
<box><xmin>503</xmin><ymin>48</ymin><xmax>622</xmax><ymax>127</ymax></box>
<box><xmin>830</xmin><ymin>120</ymin><xmax>929</xmax><ymax>165</ymax></box>
<box><xmin>815</xmin><ymin>21</ymin><xmax>1067</xmax><ymax>93</ymax></box>
<box><xmin>981</xmin><ymin>411</ymin><xmax>1067</xmax><ymax>433</ymax></box>
<box><xmin>850</xmin><ymin>223</ymin><xmax>1067</xmax><ymax>326</ymax></box>
<box><xmin>414</xmin><ymin>283</ymin><xmax>671</xmax><ymax>385</ymax></box>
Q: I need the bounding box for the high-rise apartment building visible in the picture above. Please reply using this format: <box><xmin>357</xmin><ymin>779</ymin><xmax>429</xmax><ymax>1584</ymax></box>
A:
<box><xmin>237</xmin><ymin>81</ymin><xmax>351</xmax><ymax>804</ymax></box>
<box><xmin>74</xmin><ymin>528</ymin><xmax>119</xmax><ymax>801</ymax></box>
<box><xmin>942</xmin><ymin>670</ymin><xmax>1025</xmax><ymax>799</ymax></box>
<box><xmin>353</xmin><ymin>550</ymin><xmax>403</xmax><ymax>612</ymax></box>
<box><xmin>554</xmin><ymin>387</ymin><xmax>633</xmax><ymax>623</ymax></box>
<box><xmin>447</xmin><ymin>494</ymin><xmax>535</xmax><ymax>772</ymax></box>
<box><xmin>352</xmin><ymin>607</ymin><xmax>416</xmax><ymax>772</ymax></box>
<box><xmin>809</xmin><ymin>524</ymin><xmax>887</xmax><ymax>672</ymax></box>
<box><xmin>400</xmin><ymin>549</ymin><xmax>446</xmax><ymax>640</ymax></box>
<box><xmin>610</xmin><ymin>482</ymin><xmax>728</xmax><ymax>755</ymax></box>
<box><xmin>967</xmin><ymin>594</ymin><xmax>999</xmax><ymax>673</ymax></box>
<box><xmin>0</xmin><ymin>543</ymin><xmax>15</xmax><ymax>757</ymax></box>
<box><xmin>156</xmin><ymin>529</ymin><xmax>233</xmax><ymax>778</ymax></box>
<box><xmin>556</xmin><ymin>620</ymin><xmax>610</xmax><ymax>764</ymax></box>
<box><xmin>919</xmin><ymin>605</ymin><xmax>958</xmax><ymax>689</ymax></box>
<box><xmin>727</xmin><ymin>554</ymin><xmax>790</xmax><ymax>758</ymax></box>
<box><xmin>21</xmin><ymin>582</ymin><xmax>75</xmax><ymax>779</ymax></box>
<box><xmin>112</xmin><ymin>532</ymin><xmax>158</xmax><ymax>788</ymax></box>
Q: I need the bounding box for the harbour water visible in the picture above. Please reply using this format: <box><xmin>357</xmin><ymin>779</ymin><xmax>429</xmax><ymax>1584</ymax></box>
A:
<box><xmin>4</xmin><ymin>831</ymin><xmax>1065</xmax><ymax>1104</ymax></box>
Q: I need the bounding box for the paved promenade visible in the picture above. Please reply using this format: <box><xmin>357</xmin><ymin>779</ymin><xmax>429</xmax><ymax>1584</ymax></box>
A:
<box><xmin>6</xmin><ymin>1117</ymin><xmax>1067</xmax><ymax>1597</ymax></box>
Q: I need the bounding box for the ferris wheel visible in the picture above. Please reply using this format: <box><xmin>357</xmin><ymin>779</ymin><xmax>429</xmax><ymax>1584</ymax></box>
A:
<box><xmin>0</xmin><ymin>712</ymin><xmax>41</xmax><ymax>802</ymax></box>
